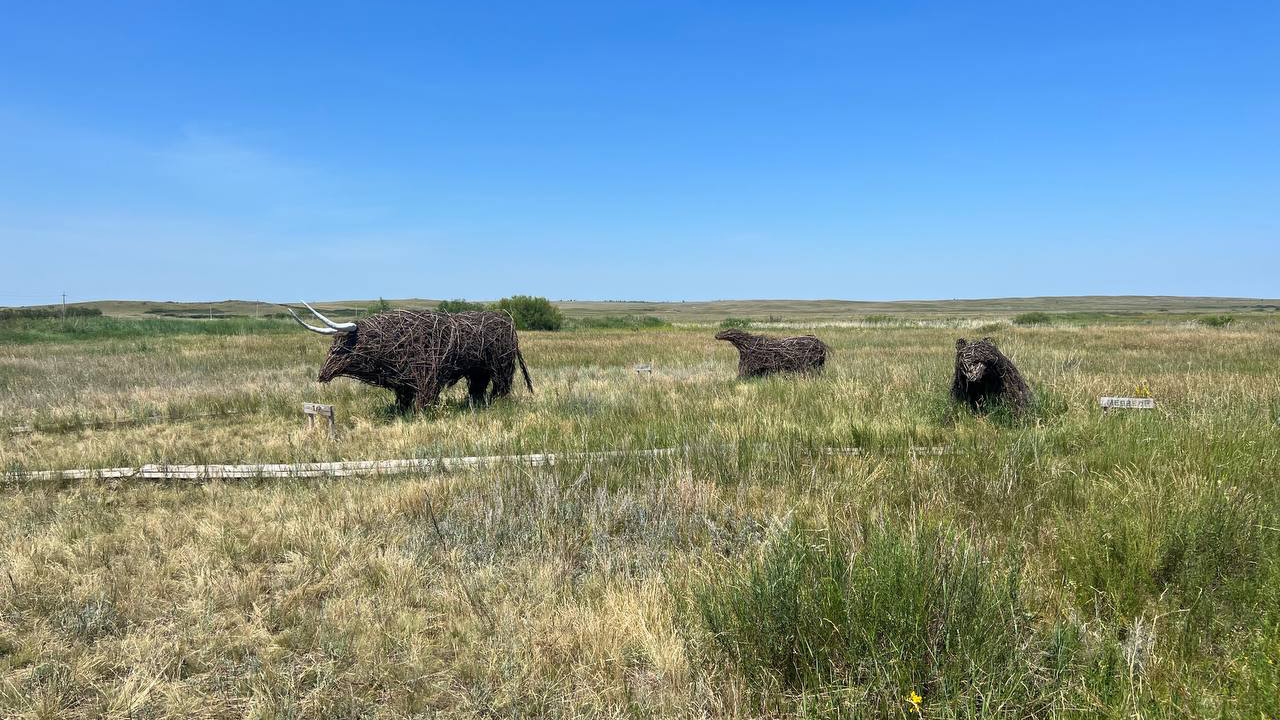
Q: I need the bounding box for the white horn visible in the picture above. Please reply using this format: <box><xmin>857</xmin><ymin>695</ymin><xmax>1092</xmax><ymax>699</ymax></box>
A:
<box><xmin>302</xmin><ymin>301</ymin><xmax>356</xmax><ymax>331</ymax></box>
<box><xmin>288</xmin><ymin>307</ymin><xmax>337</xmax><ymax>335</ymax></box>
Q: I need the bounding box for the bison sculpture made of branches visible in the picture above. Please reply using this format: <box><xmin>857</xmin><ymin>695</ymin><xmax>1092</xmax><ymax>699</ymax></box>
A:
<box><xmin>289</xmin><ymin>302</ymin><xmax>532</xmax><ymax>412</ymax></box>
<box><xmin>715</xmin><ymin>328</ymin><xmax>829</xmax><ymax>378</ymax></box>
<box><xmin>951</xmin><ymin>337</ymin><xmax>1031</xmax><ymax>415</ymax></box>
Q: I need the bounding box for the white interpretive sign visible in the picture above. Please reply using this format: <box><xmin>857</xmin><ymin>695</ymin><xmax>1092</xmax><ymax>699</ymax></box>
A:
<box><xmin>1100</xmin><ymin>397</ymin><xmax>1155</xmax><ymax>410</ymax></box>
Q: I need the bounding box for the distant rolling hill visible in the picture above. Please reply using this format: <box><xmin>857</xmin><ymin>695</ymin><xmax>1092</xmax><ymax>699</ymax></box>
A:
<box><xmin>4</xmin><ymin>296</ymin><xmax>1278</xmax><ymax>323</ymax></box>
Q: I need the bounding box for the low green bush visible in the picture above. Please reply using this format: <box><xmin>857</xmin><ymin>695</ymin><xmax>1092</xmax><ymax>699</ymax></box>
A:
<box><xmin>571</xmin><ymin>315</ymin><xmax>670</xmax><ymax>330</ymax></box>
<box><xmin>0</xmin><ymin>316</ymin><xmax>290</xmax><ymax>344</ymax></box>
<box><xmin>496</xmin><ymin>295</ymin><xmax>564</xmax><ymax>331</ymax></box>
<box><xmin>0</xmin><ymin>307</ymin><xmax>102</xmax><ymax>321</ymax></box>
<box><xmin>1012</xmin><ymin>311</ymin><xmax>1052</xmax><ymax>326</ymax></box>
<box><xmin>437</xmin><ymin>299</ymin><xmax>489</xmax><ymax>313</ymax></box>
<box><xmin>1198</xmin><ymin>314</ymin><xmax>1234</xmax><ymax>327</ymax></box>
<box><xmin>718</xmin><ymin>317</ymin><xmax>752</xmax><ymax>329</ymax></box>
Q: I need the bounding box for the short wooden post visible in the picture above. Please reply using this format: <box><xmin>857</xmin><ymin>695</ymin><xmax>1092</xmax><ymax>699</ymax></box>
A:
<box><xmin>303</xmin><ymin>403</ymin><xmax>336</xmax><ymax>439</ymax></box>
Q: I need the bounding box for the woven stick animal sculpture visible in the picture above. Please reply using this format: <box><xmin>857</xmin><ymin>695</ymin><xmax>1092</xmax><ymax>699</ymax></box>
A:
<box><xmin>289</xmin><ymin>302</ymin><xmax>532</xmax><ymax>411</ymax></box>
<box><xmin>950</xmin><ymin>337</ymin><xmax>1031</xmax><ymax>414</ymax></box>
<box><xmin>714</xmin><ymin>328</ymin><xmax>829</xmax><ymax>378</ymax></box>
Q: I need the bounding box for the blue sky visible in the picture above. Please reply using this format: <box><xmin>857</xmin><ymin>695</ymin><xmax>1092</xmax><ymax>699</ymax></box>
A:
<box><xmin>1</xmin><ymin>1</ymin><xmax>1277</xmax><ymax>304</ymax></box>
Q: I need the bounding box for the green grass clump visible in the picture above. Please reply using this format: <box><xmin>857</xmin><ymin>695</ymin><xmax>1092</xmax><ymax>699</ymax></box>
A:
<box><xmin>1198</xmin><ymin>314</ymin><xmax>1234</xmax><ymax>327</ymax></box>
<box><xmin>691</xmin><ymin>519</ymin><xmax>1043</xmax><ymax>714</ymax></box>
<box><xmin>570</xmin><ymin>315</ymin><xmax>671</xmax><ymax>330</ymax></box>
<box><xmin>719</xmin><ymin>317</ymin><xmax>752</xmax><ymax>329</ymax></box>
<box><xmin>1012</xmin><ymin>311</ymin><xmax>1052</xmax><ymax>326</ymax></box>
<box><xmin>1059</xmin><ymin>480</ymin><xmax>1270</xmax><ymax>630</ymax></box>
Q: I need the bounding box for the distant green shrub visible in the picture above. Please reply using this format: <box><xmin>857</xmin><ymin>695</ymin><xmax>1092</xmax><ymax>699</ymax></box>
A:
<box><xmin>572</xmin><ymin>315</ymin><xmax>670</xmax><ymax>330</ymax></box>
<box><xmin>437</xmin><ymin>299</ymin><xmax>488</xmax><ymax>313</ymax></box>
<box><xmin>863</xmin><ymin>314</ymin><xmax>893</xmax><ymax>325</ymax></box>
<box><xmin>691</xmin><ymin>520</ymin><xmax>1038</xmax><ymax>709</ymax></box>
<box><xmin>1012</xmin><ymin>311</ymin><xmax>1052</xmax><ymax>326</ymax></box>
<box><xmin>0</xmin><ymin>307</ymin><xmax>102</xmax><ymax>321</ymax></box>
<box><xmin>372</xmin><ymin>297</ymin><xmax>393</xmax><ymax>313</ymax></box>
<box><xmin>718</xmin><ymin>317</ymin><xmax>752</xmax><ymax>329</ymax></box>
<box><xmin>0</xmin><ymin>316</ymin><xmax>288</xmax><ymax>344</ymax></box>
<box><xmin>1199</xmin><ymin>314</ymin><xmax>1234</xmax><ymax>327</ymax></box>
<box><xmin>496</xmin><ymin>295</ymin><xmax>563</xmax><ymax>331</ymax></box>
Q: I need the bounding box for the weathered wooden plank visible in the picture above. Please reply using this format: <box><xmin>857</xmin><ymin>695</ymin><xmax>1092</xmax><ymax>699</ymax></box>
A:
<box><xmin>4</xmin><ymin>445</ymin><xmax>962</xmax><ymax>483</ymax></box>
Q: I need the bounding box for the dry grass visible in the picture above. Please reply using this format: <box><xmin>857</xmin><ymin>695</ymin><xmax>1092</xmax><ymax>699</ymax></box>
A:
<box><xmin>2</xmin><ymin>317</ymin><xmax>1279</xmax><ymax>718</ymax></box>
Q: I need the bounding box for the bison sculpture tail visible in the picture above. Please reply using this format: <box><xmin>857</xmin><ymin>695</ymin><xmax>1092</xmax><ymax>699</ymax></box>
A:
<box><xmin>517</xmin><ymin>349</ymin><xmax>534</xmax><ymax>393</ymax></box>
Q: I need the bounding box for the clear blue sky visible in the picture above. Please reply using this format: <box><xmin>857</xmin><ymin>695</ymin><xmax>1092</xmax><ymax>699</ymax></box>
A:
<box><xmin>1</xmin><ymin>1</ymin><xmax>1277</xmax><ymax>304</ymax></box>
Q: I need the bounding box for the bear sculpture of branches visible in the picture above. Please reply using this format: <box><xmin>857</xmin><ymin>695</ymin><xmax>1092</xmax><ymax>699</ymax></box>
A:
<box><xmin>950</xmin><ymin>337</ymin><xmax>1031</xmax><ymax>415</ymax></box>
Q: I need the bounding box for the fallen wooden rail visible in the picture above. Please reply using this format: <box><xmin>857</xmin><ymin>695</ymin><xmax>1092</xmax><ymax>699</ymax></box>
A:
<box><xmin>4</xmin><ymin>445</ymin><xmax>954</xmax><ymax>483</ymax></box>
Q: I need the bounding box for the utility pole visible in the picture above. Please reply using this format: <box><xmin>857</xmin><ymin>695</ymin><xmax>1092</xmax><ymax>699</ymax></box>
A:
<box><xmin>61</xmin><ymin>292</ymin><xmax>66</xmax><ymax>321</ymax></box>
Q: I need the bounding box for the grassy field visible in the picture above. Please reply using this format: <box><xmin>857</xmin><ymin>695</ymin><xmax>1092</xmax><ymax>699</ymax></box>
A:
<box><xmin>1</xmin><ymin>308</ymin><xmax>1278</xmax><ymax>718</ymax></box>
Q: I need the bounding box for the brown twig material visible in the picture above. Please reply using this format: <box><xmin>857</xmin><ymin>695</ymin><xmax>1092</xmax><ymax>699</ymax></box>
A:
<box><xmin>951</xmin><ymin>337</ymin><xmax>1031</xmax><ymax>415</ymax></box>
<box><xmin>714</xmin><ymin>329</ymin><xmax>829</xmax><ymax>378</ymax></box>
<box><xmin>306</xmin><ymin>309</ymin><xmax>533</xmax><ymax>412</ymax></box>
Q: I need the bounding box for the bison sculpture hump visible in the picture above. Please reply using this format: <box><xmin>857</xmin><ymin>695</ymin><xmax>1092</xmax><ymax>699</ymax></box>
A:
<box><xmin>714</xmin><ymin>328</ymin><xmax>829</xmax><ymax>378</ymax></box>
<box><xmin>289</xmin><ymin>302</ymin><xmax>532</xmax><ymax>411</ymax></box>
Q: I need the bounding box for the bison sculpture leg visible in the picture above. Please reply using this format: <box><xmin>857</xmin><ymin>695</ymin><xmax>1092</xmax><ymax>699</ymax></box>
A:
<box><xmin>413</xmin><ymin>381</ymin><xmax>443</xmax><ymax>412</ymax></box>
<box><xmin>393</xmin><ymin>387</ymin><xmax>416</xmax><ymax>413</ymax></box>
<box><xmin>488</xmin><ymin>356</ymin><xmax>516</xmax><ymax>399</ymax></box>
<box><xmin>467</xmin><ymin>370</ymin><xmax>492</xmax><ymax>405</ymax></box>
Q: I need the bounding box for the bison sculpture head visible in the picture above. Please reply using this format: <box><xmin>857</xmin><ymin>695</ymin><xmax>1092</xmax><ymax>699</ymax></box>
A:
<box><xmin>287</xmin><ymin>302</ymin><xmax>370</xmax><ymax>384</ymax></box>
